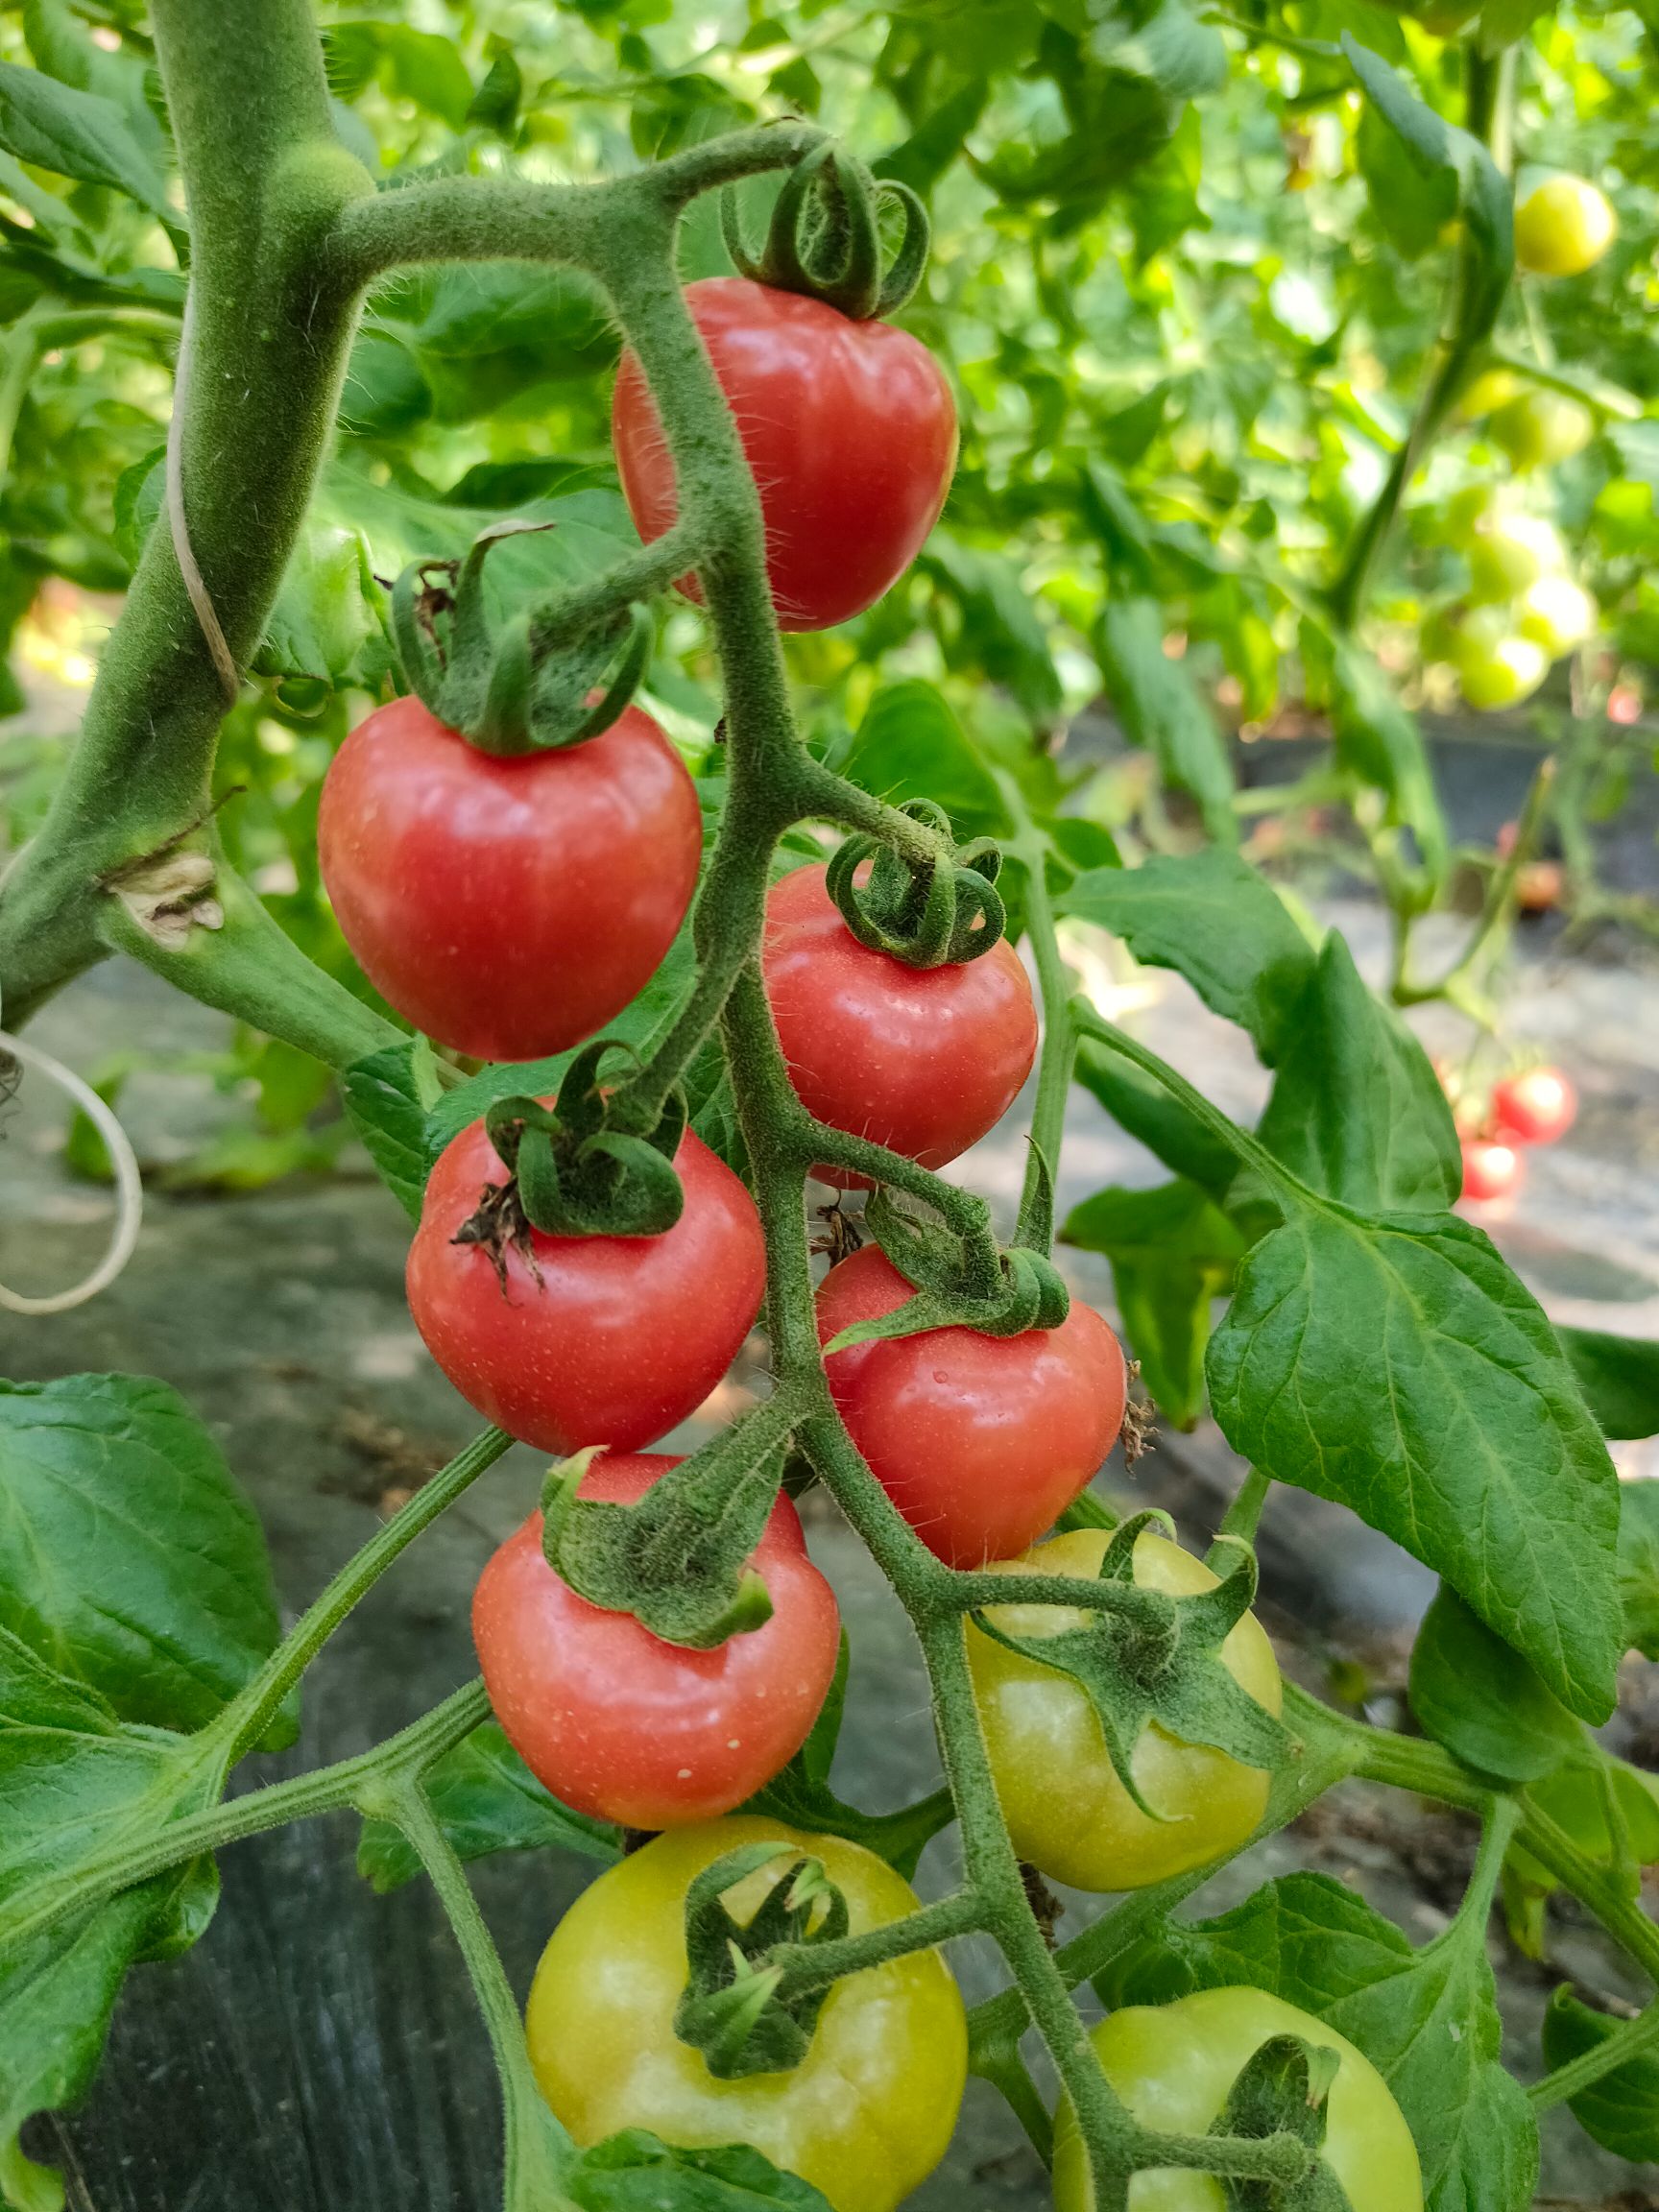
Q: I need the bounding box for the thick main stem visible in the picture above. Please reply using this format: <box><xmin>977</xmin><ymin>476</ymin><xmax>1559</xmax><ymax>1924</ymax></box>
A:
<box><xmin>0</xmin><ymin>0</ymin><xmax>375</xmax><ymax>1020</ymax></box>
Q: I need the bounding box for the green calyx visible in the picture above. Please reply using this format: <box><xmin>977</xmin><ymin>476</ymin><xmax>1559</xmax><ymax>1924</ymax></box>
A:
<box><xmin>673</xmin><ymin>1842</ymin><xmax>850</xmax><ymax>2078</ymax></box>
<box><xmin>720</xmin><ymin>139</ymin><xmax>930</xmax><ymax>323</ymax></box>
<box><xmin>822</xmin><ymin>1184</ymin><xmax>1070</xmax><ymax>1354</ymax></box>
<box><xmin>476</xmin><ymin>1043</ymin><xmax>686</xmax><ymax>1241</ymax></box>
<box><xmin>973</xmin><ymin>1515</ymin><xmax>1288</xmax><ymax>1823</ymax></box>
<box><xmin>391</xmin><ymin>521</ymin><xmax>652</xmax><ymax>757</ymax></box>
<box><xmin>828</xmin><ymin>800</ymin><xmax>1007</xmax><ymax>969</ymax></box>
<box><xmin>541</xmin><ymin>1407</ymin><xmax>791</xmax><ymax>1647</ymax></box>
<box><xmin>1212</xmin><ymin>2035</ymin><xmax>1345</xmax><ymax>2210</ymax></box>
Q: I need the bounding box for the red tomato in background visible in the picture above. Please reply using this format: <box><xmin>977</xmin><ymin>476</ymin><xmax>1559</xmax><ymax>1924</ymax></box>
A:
<box><xmin>319</xmin><ymin>696</ymin><xmax>701</xmax><ymax>1063</ymax></box>
<box><xmin>762</xmin><ymin>863</ymin><xmax>1038</xmax><ymax>1190</ymax></box>
<box><xmin>408</xmin><ymin>1109</ymin><xmax>765</xmax><ymax>1453</ymax></box>
<box><xmin>612</xmin><ymin>277</ymin><xmax>957</xmax><ymax>632</ymax></box>
<box><xmin>816</xmin><ymin>1246</ymin><xmax>1127</xmax><ymax>1566</ymax></box>
<box><xmin>1460</xmin><ymin>1138</ymin><xmax>1525</xmax><ymax>1204</ymax></box>
<box><xmin>473</xmin><ymin>1454</ymin><xmax>840</xmax><ymax>1828</ymax></box>
<box><xmin>1492</xmin><ymin>1066</ymin><xmax>1577</xmax><ymax>1146</ymax></box>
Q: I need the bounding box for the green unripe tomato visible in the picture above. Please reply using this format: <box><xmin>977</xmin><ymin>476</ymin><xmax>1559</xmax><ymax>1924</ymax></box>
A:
<box><xmin>1457</xmin><ymin>367</ymin><xmax>1521</xmax><ymax>421</ymax></box>
<box><xmin>1452</xmin><ymin>606</ymin><xmax>1550</xmax><ymax>709</ymax></box>
<box><xmin>526</xmin><ymin>1818</ymin><xmax>968</xmax><ymax>2212</ymax></box>
<box><xmin>1465</xmin><ymin>512</ymin><xmax>1565</xmax><ymax>602</ymax></box>
<box><xmin>1441</xmin><ymin>482</ymin><xmax>1505</xmax><ymax>546</ymax></box>
<box><xmin>1487</xmin><ymin>389</ymin><xmax>1594</xmax><ymax>471</ymax></box>
<box><xmin>1052</xmin><ymin>1988</ymin><xmax>1423</xmax><ymax>2212</ymax></box>
<box><xmin>1513</xmin><ymin>175</ymin><xmax>1617</xmax><ymax>278</ymax></box>
<box><xmin>966</xmin><ymin>1528</ymin><xmax>1282</xmax><ymax>1892</ymax></box>
<box><xmin>1516</xmin><ymin>573</ymin><xmax>1597</xmax><ymax>659</ymax></box>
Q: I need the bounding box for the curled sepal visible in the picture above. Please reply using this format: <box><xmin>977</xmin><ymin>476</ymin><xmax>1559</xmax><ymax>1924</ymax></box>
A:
<box><xmin>481</xmin><ymin>1044</ymin><xmax>686</xmax><ymax>1240</ymax></box>
<box><xmin>827</xmin><ymin>801</ymin><xmax>1006</xmax><ymax>970</ymax></box>
<box><xmin>544</xmin><ymin>1408</ymin><xmax>791</xmax><ymax>1648</ymax></box>
<box><xmin>388</xmin><ymin>523</ymin><xmax>653</xmax><ymax>757</ymax></box>
<box><xmin>720</xmin><ymin>140</ymin><xmax>931</xmax><ymax>323</ymax></box>
<box><xmin>672</xmin><ymin>1843</ymin><xmax>850</xmax><ymax>2079</ymax></box>
<box><xmin>822</xmin><ymin>1188</ymin><xmax>1070</xmax><ymax>1355</ymax></box>
<box><xmin>971</xmin><ymin>1520</ymin><xmax>1287</xmax><ymax>1824</ymax></box>
<box><xmin>1212</xmin><ymin>2034</ymin><xmax>1348</xmax><ymax>2211</ymax></box>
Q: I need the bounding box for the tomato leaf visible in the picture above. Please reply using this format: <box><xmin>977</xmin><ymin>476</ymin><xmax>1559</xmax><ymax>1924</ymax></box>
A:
<box><xmin>0</xmin><ymin>1630</ymin><xmax>228</xmax><ymax>2209</ymax></box>
<box><xmin>0</xmin><ymin>60</ymin><xmax>172</xmax><ymax>218</ymax></box>
<box><xmin>1208</xmin><ymin>1209</ymin><xmax>1623</xmax><ymax>1722</ymax></box>
<box><xmin>342</xmin><ymin>1036</ymin><xmax>444</xmax><ymax>1220</ymax></box>
<box><xmin>836</xmin><ymin>680</ymin><xmax>1008</xmax><ymax>841</ymax></box>
<box><xmin>1616</xmin><ymin>1479</ymin><xmax>1659</xmax><ymax>1661</ymax></box>
<box><xmin>1099</xmin><ymin>1871</ymin><xmax>1539</xmax><ymax>2212</ymax></box>
<box><xmin>568</xmin><ymin>2132</ymin><xmax>832</xmax><ymax>2211</ymax></box>
<box><xmin>1342</xmin><ymin>36</ymin><xmax>1512</xmax><ymax>342</ymax></box>
<box><xmin>1328</xmin><ymin>639</ymin><xmax>1449</xmax><ymax>886</ymax></box>
<box><xmin>1407</xmin><ymin>1584</ymin><xmax>1582</xmax><ymax>1783</ymax></box>
<box><xmin>0</xmin><ymin>1374</ymin><xmax>288</xmax><ymax>1740</ymax></box>
<box><xmin>1072</xmin><ymin>1036</ymin><xmax>1241</xmax><ymax>1201</ymax></box>
<box><xmin>356</xmin><ymin>1722</ymin><xmax>619</xmax><ymax>1893</ymax></box>
<box><xmin>1092</xmin><ymin>596</ymin><xmax>1237</xmax><ymax>844</ymax></box>
<box><xmin>1253</xmin><ymin>931</ymin><xmax>1460</xmax><ymax>1214</ymax></box>
<box><xmin>920</xmin><ymin>537</ymin><xmax>1063</xmax><ymax>725</ymax></box>
<box><xmin>1059</xmin><ymin>852</ymin><xmax>1318</xmax><ymax>1064</ymax></box>
<box><xmin>1061</xmin><ymin>1179</ymin><xmax>1245</xmax><ymax>1428</ymax></box>
<box><xmin>1559</xmin><ymin>1326</ymin><xmax>1659</xmax><ymax>1440</ymax></box>
<box><xmin>1539</xmin><ymin>1986</ymin><xmax>1659</xmax><ymax>2162</ymax></box>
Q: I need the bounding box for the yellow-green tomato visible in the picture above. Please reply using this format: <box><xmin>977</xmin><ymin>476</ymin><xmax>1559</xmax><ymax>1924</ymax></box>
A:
<box><xmin>966</xmin><ymin>1529</ymin><xmax>1282</xmax><ymax>1892</ymax></box>
<box><xmin>1513</xmin><ymin>175</ymin><xmax>1617</xmax><ymax>278</ymax></box>
<box><xmin>1451</xmin><ymin>606</ymin><xmax>1550</xmax><ymax>709</ymax></box>
<box><xmin>1517</xmin><ymin>573</ymin><xmax>1597</xmax><ymax>660</ymax></box>
<box><xmin>1487</xmin><ymin>389</ymin><xmax>1594</xmax><ymax>471</ymax></box>
<box><xmin>1465</xmin><ymin>512</ymin><xmax>1565</xmax><ymax>602</ymax></box>
<box><xmin>525</xmin><ymin>1816</ymin><xmax>967</xmax><ymax>2212</ymax></box>
<box><xmin>1441</xmin><ymin>482</ymin><xmax>1507</xmax><ymax>546</ymax></box>
<box><xmin>1052</xmin><ymin>1987</ymin><xmax>1423</xmax><ymax>2212</ymax></box>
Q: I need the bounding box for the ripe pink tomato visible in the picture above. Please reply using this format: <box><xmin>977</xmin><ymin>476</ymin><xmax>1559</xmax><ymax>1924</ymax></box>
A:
<box><xmin>408</xmin><ymin>1108</ymin><xmax>765</xmax><ymax>1454</ymax></box>
<box><xmin>816</xmin><ymin>1246</ymin><xmax>1127</xmax><ymax>1566</ymax></box>
<box><xmin>1460</xmin><ymin>1138</ymin><xmax>1524</xmax><ymax>1204</ymax></box>
<box><xmin>319</xmin><ymin>696</ymin><xmax>701</xmax><ymax>1063</ymax></box>
<box><xmin>1491</xmin><ymin>1066</ymin><xmax>1576</xmax><ymax>1146</ymax></box>
<box><xmin>611</xmin><ymin>277</ymin><xmax>957</xmax><ymax>632</ymax></box>
<box><xmin>762</xmin><ymin>863</ymin><xmax>1037</xmax><ymax>1190</ymax></box>
<box><xmin>473</xmin><ymin>1454</ymin><xmax>841</xmax><ymax>1828</ymax></box>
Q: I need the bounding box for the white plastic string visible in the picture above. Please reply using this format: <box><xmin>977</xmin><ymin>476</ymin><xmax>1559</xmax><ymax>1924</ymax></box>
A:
<box><xmin>0</xmin><ymin>1030</ymin><xmax>143</xmax><ymax>1314</ymax></box>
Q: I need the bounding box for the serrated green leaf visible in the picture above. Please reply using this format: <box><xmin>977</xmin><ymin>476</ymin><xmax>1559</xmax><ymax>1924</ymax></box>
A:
<box><xmin>1540</xmin><ymin>1986</ymin><xmax>1659</xmax><ymax>2162</ymax></box>
<box><xmin>1060</xmin><ymin>852</ymin><xmax>1318</xmax><ymax>1064</ymax></box>
<box><xmin>1093</xmin><ymin>596</ymin><xmax>1237</xmax><ymax>843</ymax></box>
<box><xmin>837</xmin><ymin>680</ymin><xmax>1007</xmax><ymax>841</ymax></box>
<box><xmin>1062</xmin><ymin>1178</ymin><xmax>1244</xmax><ymax>1426</ymax></box>
<box><xmin>1616</xmin><ymin>1479</ymin><xmax>1659</xmax><ymax>1660</ymax></box>
<box><xmin>1560</xmin><ymin>1327</ymin><xmax>1659</xmax><ymax>1441</ymax></box>
<box><xmin>568</xmin><ymin>2131</ymin><xmax>833</xmax><ymax>2212</ymax></box>
<box><xmin>0</xmin><ymin>1374</ymin><xmax>285</xmax><ymax>1738</ymax></box>
<box><xmin>1408</xmin><ymin>1583</ymin><xmax>1581</xmax><ymax>1782</ymax></box>
<box><xmin>0</xmin><ymin>60</ymin><xmax>171</xmax><ymax>217</ymax></box>
<box><xmin>1254</xmin><ymin>932</ymin><xmax>1460</xmax><ymax>1213</ymax></box>
<box><xmin>342</xmin><ymin>1037</ymin><xmax>443</xmax><ymax>1220</ymax></box>
<box><xmin>1209</xmin><ymin>1209</ymin><xmax>1622</xmax><ymax>1721</ymax></box>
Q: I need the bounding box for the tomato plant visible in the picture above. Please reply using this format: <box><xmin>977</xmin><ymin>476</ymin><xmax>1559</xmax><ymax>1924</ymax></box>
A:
<box><xmin>612</xmin><ymin>277</ymin><xmax>957</xmax><ymax>632</ymax></box>
<box><xmin>524</xmin><ymin>1819</ymin><xmax>968</xmax><ymax>2212</ymax></box>
<box><xmin>319</xmin><ymin>696</ymin><xmax>701</xmax><ymax>1062</ymax></box>
<box><xmin>472</xmin><ymin>1454</ymin><xmax>840</xmax><ymax>1828</ymax></box>
<box><xmin>408</xmin><ymin>1108</ymin><xmax>766</xmax><ymax>1454</ymax></box>
<box><xmin>817</xmin><ymin>1244</ymin><xmax>1126</xmax><ymax>1566</ymax></box>
<box><xmin>762</xmin><ymin>861</ymin><xmax>1037</xmax><ymax>1186</ymax></box>
<box><xmin>2</xmin><ymin>8</ymin><xmax>1658</xmax><ymax>2212</ymax></box>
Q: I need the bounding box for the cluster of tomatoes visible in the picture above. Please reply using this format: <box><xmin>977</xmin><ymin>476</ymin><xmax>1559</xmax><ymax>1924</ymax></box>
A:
<box><xmin>309</xmin><ymin>269</ymin><xmax>1417</xmax><ymax>2205</ymax></box>
<box><xmin>1425</xmin><ymin>174</ymin><xmax>1615</xmax><ymax>713</ymax></box>
<box><xmin>1445</xmin><ymin>1060</ymin><xmax>1577</xmax><ymax>1204</ymax></box>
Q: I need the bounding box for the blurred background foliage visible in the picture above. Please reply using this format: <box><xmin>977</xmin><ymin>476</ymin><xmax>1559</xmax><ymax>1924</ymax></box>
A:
<box><xmin>0</xmin><ymin>0</ymin><xmax>1655</xmax><ymax>1181</ymax></box>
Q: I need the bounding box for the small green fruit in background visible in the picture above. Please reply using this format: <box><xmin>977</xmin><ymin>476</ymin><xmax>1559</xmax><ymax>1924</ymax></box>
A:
<box><xmin>1466</xmin><ymin>512</ymin><xmax>1566</xmax><ymax>602</ymax></box>
<box><xmin>1453</xmin><ymin>604</ymin><xmax>1551</xmax><ymax>709</ymax></box>
<box><xmin>1517</xmin><ymin>574</ymin><xmax>1598</xmax><ymax>659</ymax></box>
<box><xmin>1514</xmin><ymin>174</ymin><xmax>1617</xmax><ymax>277</ymax></box>
<box><xmin>1489</xmin><ymin>388</ymin><xmax>1595</xmax><ymax>471</ymax></box>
